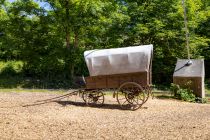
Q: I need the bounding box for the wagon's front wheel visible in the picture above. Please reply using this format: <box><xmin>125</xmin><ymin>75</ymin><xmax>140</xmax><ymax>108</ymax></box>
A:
<box><xmin>116</xmin><ymin>82</ymin><xmax>145</xmax><ymax>110</ymax></box>
<box><xmin>82</xmin><ymin>90</ymin><xmax>105</xmax><ymax>106</ymax></box>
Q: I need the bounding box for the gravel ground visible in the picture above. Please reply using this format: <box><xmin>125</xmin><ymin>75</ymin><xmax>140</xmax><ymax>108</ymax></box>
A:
<box><xmin>0</xmin><ymin>91</ymin><xmax>210</xmax><ymax>140</ymax></box>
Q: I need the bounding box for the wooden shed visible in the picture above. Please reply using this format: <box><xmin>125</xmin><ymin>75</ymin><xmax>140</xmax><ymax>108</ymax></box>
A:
<box><xmin>173</xmin><ymin>59</ymin><xmax>205</xmax><ymax>98</ymax></box>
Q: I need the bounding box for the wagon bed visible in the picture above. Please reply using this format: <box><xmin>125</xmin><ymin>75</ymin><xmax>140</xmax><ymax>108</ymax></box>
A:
<box><xmin>85</xmin><ymin>72</ymin><xmax>151</xmax><ymax>89</ymax></box>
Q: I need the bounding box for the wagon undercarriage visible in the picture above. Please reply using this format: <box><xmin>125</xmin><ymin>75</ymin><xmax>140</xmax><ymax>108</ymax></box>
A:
<box><xmin>75</xmin><ymin>81</ymin><xmax>152</xmax><ymax>111</ymax></box>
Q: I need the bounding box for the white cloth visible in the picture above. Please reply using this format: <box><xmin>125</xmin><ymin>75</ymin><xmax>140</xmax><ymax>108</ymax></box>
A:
<box><xmin>84</xmin><ymin>44</ymin><xmax>153</xmax><ymax>76</ymax></box>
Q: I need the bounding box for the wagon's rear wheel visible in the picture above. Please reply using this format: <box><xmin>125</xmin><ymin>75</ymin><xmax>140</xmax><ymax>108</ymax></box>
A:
<box><xmin>82</xmin><ymin>90</ymin><xmax>105</xmax><ymax>106</ymax></box>
<box><xmin>116</xmin><ymin>82</ymin><xmax>145</xmax><ymax>110</ymax></box>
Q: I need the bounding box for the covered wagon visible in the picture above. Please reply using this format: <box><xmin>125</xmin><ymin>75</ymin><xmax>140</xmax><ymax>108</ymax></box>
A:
<box><xmin>84</xmin><ymin>44</ymin><xmax>153</xmax><ymax>89</ymax></box>
<box><xmin>81</xmin><ymin>44</ymin><xmax>153</xmax><ymax>110</ymax></box>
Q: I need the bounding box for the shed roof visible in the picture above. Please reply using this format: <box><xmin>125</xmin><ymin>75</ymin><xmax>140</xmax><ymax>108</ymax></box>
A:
<box><xmin>84</xmin><ymin>45</ymin><xmax>153</xmax><ymax>76</ymax></box>
<box><xmin>173</xmin><ymin>59</ymin><xmax>204</xmax><ymax>77</ymax></box>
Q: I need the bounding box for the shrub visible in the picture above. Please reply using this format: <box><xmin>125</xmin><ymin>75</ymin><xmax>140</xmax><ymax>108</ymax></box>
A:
<box><xmin>0</xmin><ymin>61</ymin><xmax>23</xmax><ymax>76</ymax></box>
<box><xmin>195</xmin><ymin>97</ymin><xmax>208</xmax><ymax>103</ymax></box>
<box><xmin>170</xmin><ymin>83</ymin><xmax>196</xmax><ymax>102</ymax></box>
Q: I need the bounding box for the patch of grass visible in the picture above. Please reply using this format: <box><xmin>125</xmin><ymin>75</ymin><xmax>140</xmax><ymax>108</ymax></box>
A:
<box><xmin>152</xmin><ymin>84</ymin><xmax>170</xmax><ymax>91</ymax></box>
<box><xmin>0</xmin><ymin>88</ymin><xmax>68</xmax><ymax>94</ymax></box>
<box><xmin>205</xmin><ymin>87</ymin><xmax>210</xmax><ymax>95</ymax></box>
<box><xmin>152</xmin><ymin>91</ymin><xmax>174</xmax><ymax>99</ymax></box>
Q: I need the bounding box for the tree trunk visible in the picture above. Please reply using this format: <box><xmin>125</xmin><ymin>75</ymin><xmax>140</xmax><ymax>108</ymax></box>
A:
<box><xmin>65</xmin><ymin>0</ymin><xmax>70</xmax><ymax>49</ymax></box>
<box><xmin>74</xmin><ymin>32</ymin><xmax>78</xmax><ymax>48</ymax></box>
<box><xmin>66</xmin><ymin>30</ymin><xmax>70</xmax><ymax>48</ymax></box>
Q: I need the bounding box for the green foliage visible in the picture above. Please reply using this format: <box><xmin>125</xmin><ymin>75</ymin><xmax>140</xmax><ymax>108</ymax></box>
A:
<box><xmin>170</xmin><ymin>83</ymin><xmax>180</xmax><ymax>97</ymax></box>
<box><xmin>0</xmin><ymin>61</ymin><xmax>72</xmax><ymax>89</ymax></box>
<box><xmin>0</xmin><ymin>0</ymin><xmax>210</xmax><ymax>89</ymax></box>
<box><xmin>0</xmin><ymin>61</ymin><xmax>23</xmax><ymax>75</ymax></box>
<box><xmin>170</xmin><ymin>83</ymin><xmax>196</xmax><ymax>102</ymax></box>
<box><xmin>195</xmin><ymin>97</ymin><xmax>208</xmax><ymax>103</ymax></box>
<box><xmin>178</xmin><ymin>88</ymin><xmax>196</xmax><ymax>102</ymax></box>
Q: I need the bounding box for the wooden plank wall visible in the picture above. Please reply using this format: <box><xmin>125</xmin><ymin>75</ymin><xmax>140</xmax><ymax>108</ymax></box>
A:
<box><xmin>85</xmin><ymin>72</ymin><xmax>149</xmax><ymax>89</ymax></box>
<box><xmin>173</xmin><ymin>77</ymin><xmax>203</xmax><ymax>98</ymax></box>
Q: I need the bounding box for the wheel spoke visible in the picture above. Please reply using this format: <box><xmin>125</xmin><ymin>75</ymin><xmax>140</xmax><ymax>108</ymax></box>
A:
<box><xmin>138</xmin><ymin>93</ymin><xmax>144</xmax><ymax>100</ymax></box>
<box><xmin>133</xmin><ymin>98</ymin><xmax>139</xmax><ymax>104</ymax></box>
<box><xmin>97</xmin><ymin>100</ymin><xmax>102</xmax><ymax>104</ymax></box>
<box><xmin>122</xmin><ymin>100</ymin><xmax>128</xmax><ymax>105</ymax></box>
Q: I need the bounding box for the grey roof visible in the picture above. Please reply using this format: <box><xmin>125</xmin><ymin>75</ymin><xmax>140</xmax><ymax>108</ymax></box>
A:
<box><xmin>173</xmin><ymin>59</ymin><xmax>204</xmax><ymax>77</ymax></box>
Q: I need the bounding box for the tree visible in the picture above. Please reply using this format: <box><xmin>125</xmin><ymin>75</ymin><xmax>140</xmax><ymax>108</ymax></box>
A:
<box><xmin>0</xmin><ymin>0</ymin><xmax>210</xmax><ymax>88</ymax></box>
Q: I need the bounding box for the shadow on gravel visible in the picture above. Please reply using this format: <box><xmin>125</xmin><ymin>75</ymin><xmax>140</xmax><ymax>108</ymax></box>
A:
<box><xmin>155</xmin><ymin>95</ymin><xmax>174</xmax><ymax>100</ymax></box>
<box><xmin>56</xmin><ymin>100</ymin><xmax>124</xmax><ymax>110</ymax></box>
<box><xmin>55</xmin><ymin>100</ymin><xmax>148</xmax><ymax>111</ymax></box>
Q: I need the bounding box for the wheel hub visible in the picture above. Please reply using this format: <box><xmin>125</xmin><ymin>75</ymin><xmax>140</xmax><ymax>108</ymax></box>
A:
<box><xmin>127</xmin><ymin>93</ymin><xmax>135</xmax><ymax>100</ymax></box>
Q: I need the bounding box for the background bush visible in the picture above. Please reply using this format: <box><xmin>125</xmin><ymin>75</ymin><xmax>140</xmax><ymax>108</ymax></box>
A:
<box><xmin>170</xmin><ymin>83</ymin><xmax>196</xmax><ymax>102</ymax></box>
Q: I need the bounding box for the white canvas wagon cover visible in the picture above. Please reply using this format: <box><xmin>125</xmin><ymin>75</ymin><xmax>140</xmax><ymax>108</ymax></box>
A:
<box><xmin>84</xmin><ymin>44</ymin><xmax>153</xmax><ymax>76</ymax></box>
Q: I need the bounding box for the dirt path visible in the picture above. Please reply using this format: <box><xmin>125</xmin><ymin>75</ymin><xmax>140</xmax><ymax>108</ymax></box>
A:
<box><xmin>0</xmin><ymin>91</ymin><xmax>210</xmax><ymax>140</ymax></box>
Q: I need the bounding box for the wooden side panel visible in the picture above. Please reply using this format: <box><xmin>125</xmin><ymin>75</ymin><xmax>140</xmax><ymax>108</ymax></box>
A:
<box><xmin>85</xmin><ymin>77</ymin><xmax>96</xmax><ymax>89</ymax></box>
<box><xmin>85</xmin><ymin>72</ymin><xmax>150</xmax><ymax>89</ymax></box>
<box><xmin>119</xmin><ymin>75</ymin><xmax>132</xmax><ymax>85</ymax></box>
<box><xmin>107</xmin><ymin>76</ymin><xmax>119</xmax><ymax>89</ymax></box>
<box><xmin>95</xmin><ymin>76</ymin><xmax>107</xmax><ymax>89</ymax></box>
<box><xmin>132</xmin><ymin>72</ymin><xmax>148</xmax><ymax>87</ymax></box>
